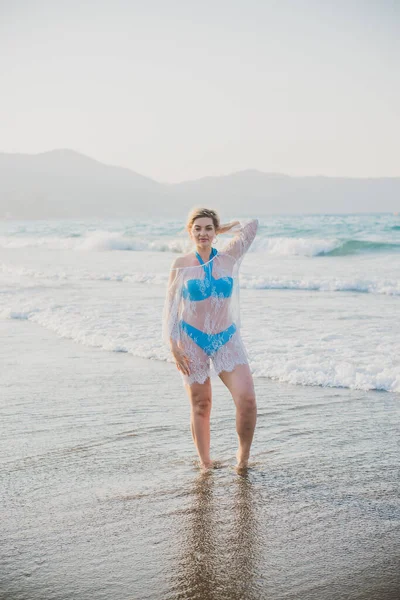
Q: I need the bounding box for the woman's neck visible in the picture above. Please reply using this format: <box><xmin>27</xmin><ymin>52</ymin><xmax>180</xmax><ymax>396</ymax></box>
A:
<box><xmin>195</xmin><ymin>246</ymin><xmax>213</xmax><ymax>263</ymax></box>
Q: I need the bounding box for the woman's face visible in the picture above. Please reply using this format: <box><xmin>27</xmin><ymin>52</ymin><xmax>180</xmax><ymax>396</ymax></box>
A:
<box><xmin>190</xmin><ymin>217</ymin><xmax>216</xmax><ymax>248</ymax></box>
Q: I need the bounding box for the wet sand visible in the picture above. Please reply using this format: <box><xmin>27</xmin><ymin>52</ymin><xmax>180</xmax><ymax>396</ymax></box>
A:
<box><xmin>1</xmin><ymin>318</ymin><xmax>399</xmax><ymax>600</ymax></box>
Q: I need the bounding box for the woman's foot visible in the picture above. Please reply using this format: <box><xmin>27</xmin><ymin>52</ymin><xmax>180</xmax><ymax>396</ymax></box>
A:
<box><xmin>199</xmin><ymin>459</ymin><xmax>221</xmax><ymax>471</ymax></box>
<box><xmin>199</xmin><ymin>460</ymin><xmax>213</xmax><ymax>471</ymax></box>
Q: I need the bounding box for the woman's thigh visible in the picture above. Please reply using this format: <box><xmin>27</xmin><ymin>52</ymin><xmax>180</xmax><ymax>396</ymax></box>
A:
<box><xmin>184</xmin><ymin>378</ymin><xmax>212</xmax><ymax>406</ymax></box>
<box><xmin>180</xmin><ymin>334</ymin><xmax>211</xmax><ymax>386</ymax></box>
<box><xmin>218</xmin><ymin>363</ymin><xmax>256</xmax><ymax>405</ymax></box>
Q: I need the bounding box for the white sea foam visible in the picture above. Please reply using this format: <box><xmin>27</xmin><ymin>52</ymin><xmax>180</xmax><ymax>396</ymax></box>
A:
<box><xmin>240</xmin><ymin>274</ymin><xmax>400</xmax><ymax>296</ymax></box>
<box><xmin>2</xmin><ymin>262</ymin><xmax>399</xmax><ymax>296</ymax></box>
<box><xmin>0</xmin><ymin>262</ymin><xmax>168</xmax><ymax>285</ymax></box>
<box><xmin>0</xmin><ymin>232</ymin><xmax>191</xmax><ymax>254</ymax></box>
<box><xmin>1</xmin><ymin>288</ymin><xmax>399</xmax><ymax>394</ymax></box>
<box><xmin>0</xmin><ymin>235</ymin><xmax>78</xmax><ymax>250</ymax></box>
<box><xmin>251</xmin><ymin>356</ymin><xmax>400</xmax><ymax>393</ymax></box>
<box><xmin>1</xmin><ymin>230</ymin><xmax>399</xmax><ymax>257</ymax></box>
<box><xmin>78</xmin><ymin>231</ymin><xmax>146</xmax><ymax>251</ymax></box>
<box><xmin>252</xmin><ymin>237</ymin><xmax>340</xmax><ymax>256</ymax></box>
<box><xmin>0</xmin><ymin>231</ymin><xmax>339</xmax><ymax>256</ymax></box>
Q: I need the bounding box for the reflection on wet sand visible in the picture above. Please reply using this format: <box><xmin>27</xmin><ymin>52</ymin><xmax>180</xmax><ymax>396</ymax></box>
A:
<box><xmin>171</xmin><ymin>471</ymin><xmax>262</xmax><ymax>600</ymax></box>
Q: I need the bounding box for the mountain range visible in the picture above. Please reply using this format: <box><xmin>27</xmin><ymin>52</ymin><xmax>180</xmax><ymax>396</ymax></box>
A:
<box><xmin>0</xmin><ymin>149</ymin><xmax>399</xmax><ymax>218</ymax></box>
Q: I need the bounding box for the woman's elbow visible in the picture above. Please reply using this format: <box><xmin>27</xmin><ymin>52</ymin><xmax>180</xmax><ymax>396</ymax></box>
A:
<box><xmin>248</xmin><ymin>218</ymin><xmax>259</xmax><ymax>236</ymax></box>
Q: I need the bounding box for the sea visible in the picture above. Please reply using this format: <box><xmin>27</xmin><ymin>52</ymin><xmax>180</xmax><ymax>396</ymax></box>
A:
<box><xmin>1</xmin><ymin>212</ymin><xmax>399</xmax><ymax>393</ymax></box>
<box><xmin>1</xmin><ymin>212</ymin><xmax>400</xmax><ymax>599</ymax></box>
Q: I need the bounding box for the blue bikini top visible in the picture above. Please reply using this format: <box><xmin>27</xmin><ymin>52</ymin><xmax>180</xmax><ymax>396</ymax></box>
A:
<box><xmin>182</xmin><ymin>248</ymin><xmax>233</xmax><ymax>302</ymax></box>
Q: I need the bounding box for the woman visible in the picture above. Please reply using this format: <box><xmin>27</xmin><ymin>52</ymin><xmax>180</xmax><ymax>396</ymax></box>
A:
<box><xmin>163</xmin><ymin>208</ymin><xmax>259</xmax><ymax>471</ymax></box>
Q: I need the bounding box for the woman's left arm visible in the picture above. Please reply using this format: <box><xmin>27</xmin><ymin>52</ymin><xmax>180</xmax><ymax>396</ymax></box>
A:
<box><xmin>218</xmin><ymin>219</ymin><xmax>259</xmax><ymax>261</ymax></box>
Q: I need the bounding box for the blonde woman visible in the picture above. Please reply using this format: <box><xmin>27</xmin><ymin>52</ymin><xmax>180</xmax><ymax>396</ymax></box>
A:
<box><xmin>164</xmin><ymin>208</ymin><xmax>259</xmax><ymax>471</ymax></box>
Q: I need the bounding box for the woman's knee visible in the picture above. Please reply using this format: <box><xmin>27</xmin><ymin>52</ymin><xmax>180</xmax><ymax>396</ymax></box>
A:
<box><xmin>191</xmin><ymin>391</ymin><xmax>212</xmax><ymax>417</ymax></box>
<box><xmin>235</xmin><ymin>392</ymin><xmax>257</xmax><ymax>415</ymax></box>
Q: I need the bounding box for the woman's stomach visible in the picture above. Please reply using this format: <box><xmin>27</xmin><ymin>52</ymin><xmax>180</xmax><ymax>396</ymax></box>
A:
<box><xmin>181</xmin><ymin>302</ymin><xmax>234</xmax><ymax>333</ymax></box>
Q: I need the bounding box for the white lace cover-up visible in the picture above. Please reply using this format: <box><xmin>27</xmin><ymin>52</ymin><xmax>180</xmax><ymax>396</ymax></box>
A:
<box><xmin>163</xmin><ymin>219</ymin><xmax>259</xmax><ymax>385</ymax></box>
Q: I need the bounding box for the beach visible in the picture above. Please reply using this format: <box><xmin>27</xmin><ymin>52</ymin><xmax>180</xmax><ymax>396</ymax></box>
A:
<box><xmin>2</xmin><ymin>0</ymin><xmax>400</xmax><ymax>595</ymax></box>
<box><xmin>1</xmin><ymin>317</ymin><xmax>399</xmax><ymax>600</ymax></box>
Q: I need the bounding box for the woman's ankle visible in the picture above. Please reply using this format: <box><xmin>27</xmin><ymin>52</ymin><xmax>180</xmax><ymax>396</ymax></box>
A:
<box><xmin>236</xmin><ymin>448</ymin><xmax>250</xmax><ymax>468</ymax></box>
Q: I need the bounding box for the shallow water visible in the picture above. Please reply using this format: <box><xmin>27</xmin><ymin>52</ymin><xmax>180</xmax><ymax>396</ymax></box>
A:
<box><xmin>1</xmin><ymin>320</ymin><xmax>399</xmax><ymax>599</ymax></box>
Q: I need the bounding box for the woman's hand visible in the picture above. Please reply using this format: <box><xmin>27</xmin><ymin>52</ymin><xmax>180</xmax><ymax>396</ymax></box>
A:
<box><xmin>171</xmin><ymin>342</ymin><xmax>191</xmax><ymax>376</ymax></box>
<box><xmin>217</xmin><ymin>220</ymin><xmax>240</xmax><ymax>235</ymax></box>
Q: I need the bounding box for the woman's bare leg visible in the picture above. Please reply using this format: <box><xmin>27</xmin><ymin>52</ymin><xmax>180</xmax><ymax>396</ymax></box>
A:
<box><xmin>184</xmin><ymin>378</ymin><xmax>213</xmax><ymax>469</ymax></box>
<box><xmin>218</xmin><ymin>364</ymin><xmax>257</xmax><ymax>469</ymax></box>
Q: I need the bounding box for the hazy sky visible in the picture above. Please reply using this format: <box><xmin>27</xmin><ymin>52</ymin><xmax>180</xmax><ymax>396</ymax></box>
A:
<box><xmin>1</xmin><ymin>0</ymin><xmax>399</xmax><ymax>182</ymax></box>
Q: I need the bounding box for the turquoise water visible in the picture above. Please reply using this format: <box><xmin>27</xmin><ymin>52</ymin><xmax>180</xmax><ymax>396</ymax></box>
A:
<box><xmin>1</xmin><ymin>213</ymin><xmax>400</xmax><ymax>256</ymax></box>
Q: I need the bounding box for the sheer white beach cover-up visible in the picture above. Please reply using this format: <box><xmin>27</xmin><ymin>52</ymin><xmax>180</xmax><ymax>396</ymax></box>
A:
<box><xmin>163</xmin><ymin>219</ymin><xmax>258</xmax><ymax>385</ymax></box>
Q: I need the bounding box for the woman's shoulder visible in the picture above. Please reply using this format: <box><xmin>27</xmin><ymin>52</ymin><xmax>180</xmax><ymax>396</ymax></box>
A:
<box><xmin>170</xmin><ymin>253</ymin><xmax>196</xmax><ymax>269</ymax></box>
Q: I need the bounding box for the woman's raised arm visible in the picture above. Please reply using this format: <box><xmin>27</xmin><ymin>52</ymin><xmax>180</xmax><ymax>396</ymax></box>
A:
<box><xmin>219</xmin><ymin>219</ymin><xmax>259</xmax><ymax>261</ymax></box>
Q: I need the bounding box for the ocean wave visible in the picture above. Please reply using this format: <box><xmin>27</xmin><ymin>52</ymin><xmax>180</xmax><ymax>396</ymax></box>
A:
<box><xmin>78</xmin><ymin>231</ymin><xmax>191</xmax><ymax>253</ymax></box>
<box><xmin>251</xmin><ymin>360</ymin><xmax>400</xmax><ymax>393</ymax></box>
<box><xmin>0</xmin><ymin>232</ymin><xmax>191</xmax><ymax>253</ymax></box>
<box><xmin>2</xmin><ymin>263</ymin><xmax>399</xmax><ymax>295</ymax></box>
<box><xmin>0</xmin><ymin>262</ymin><xmax>169</xmax><ymax>285</ymax></box>
<box><xmin>240</xmin><ymin>275</ymin><xmax>400</xmax><ymax>296</ymax></box>
<box><xmin>1</xmin><ymin>230</ymin><xmax>400</xmax><ymax>257</ymax></box>
<box><xmin>0</xmin><ymin>235</ymin><xmax>78</xmax><ymax>250</ymax></box>
<box><xmin>0</xmin><ymin>233</ymin><xmax>349</xmax><ymax>256</ymax></box>
<box><xmin>252</xmin><ymin>237</ymin><xmax>400</xmax><ymax>256</ymax></box>
<box><xmin>252</xmin><ymin>237</ymin><xmax>340</xmax><ymax>256</ymax></box>
<box><xmin>319</xmin><ymin>239</ymin><xmax>400</xmax><ymax>256</ymax></box>
<box><xmin>2</xmin><ymin>305</ymin><xmax>399</xmax><ymax>393</ymax></box>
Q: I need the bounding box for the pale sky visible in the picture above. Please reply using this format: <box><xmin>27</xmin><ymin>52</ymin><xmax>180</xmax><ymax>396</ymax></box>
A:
<box><xmin>1</xmin><ymin>0</ymin><xmax>399</xmax><ymax>182</ymax></box>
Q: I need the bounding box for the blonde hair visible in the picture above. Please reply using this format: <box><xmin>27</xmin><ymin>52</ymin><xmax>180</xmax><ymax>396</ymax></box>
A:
<box><xmin>186</xmin><ymin>207</ymin><xmax>220</xmax><ymax>232</ymax></box>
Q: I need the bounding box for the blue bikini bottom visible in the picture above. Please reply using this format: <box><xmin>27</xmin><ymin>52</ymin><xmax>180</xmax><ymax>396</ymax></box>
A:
<box><xmin>180</xmin><ymin>320</ymin><xmax>237</xmax><ymax>357</ymax></box>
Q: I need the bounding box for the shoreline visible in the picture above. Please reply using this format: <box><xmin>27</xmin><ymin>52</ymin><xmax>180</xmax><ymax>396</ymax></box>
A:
<box><xmin>2</xmin><ymin>315</ymin><xmax>396</xmax><ymax>398</ymax></box>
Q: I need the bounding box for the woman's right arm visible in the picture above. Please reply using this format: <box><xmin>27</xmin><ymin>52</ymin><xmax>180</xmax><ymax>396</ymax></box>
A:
<box><xmin>163</xmin><ymin>259</ymin><xmax>191</xmax><ymax>376</ymax></box>
<box><xmin>164</xmin><ymin>259</ymin><xmax>181</xmax><ymax>347</ymax></box>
